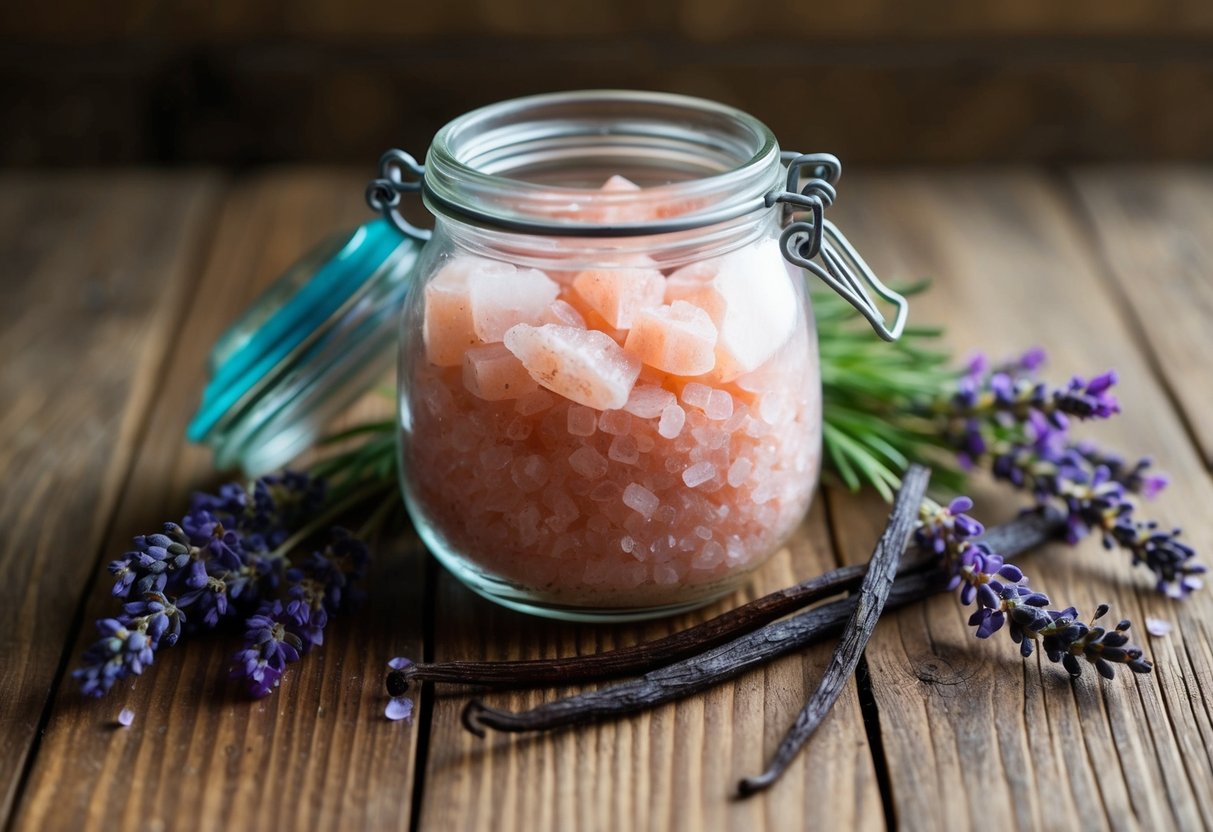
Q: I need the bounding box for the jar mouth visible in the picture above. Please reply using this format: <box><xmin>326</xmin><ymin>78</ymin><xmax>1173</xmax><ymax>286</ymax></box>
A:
<box><xmin>423</xmin><ymin>90</ymin><xmax>783</xmax><ymax>237</ymax></box>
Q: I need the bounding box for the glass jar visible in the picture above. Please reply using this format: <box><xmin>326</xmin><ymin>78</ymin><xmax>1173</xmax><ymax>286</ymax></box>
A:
<box><xmin>395</xmin><ymin>92</ymin><xmax>830</xmax><ymax>621</ymax></box>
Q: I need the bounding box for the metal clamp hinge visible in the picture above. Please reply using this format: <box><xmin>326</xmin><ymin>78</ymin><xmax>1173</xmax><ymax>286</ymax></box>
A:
<box><xmin>366</xmin><ymin>150</ymin><xmax>433</xmax><ymax>242</ymax></box>
<box><xmin>772</xmin><ymin>152</ymin><xmax>907</xmax><ymax>341</ymax></box>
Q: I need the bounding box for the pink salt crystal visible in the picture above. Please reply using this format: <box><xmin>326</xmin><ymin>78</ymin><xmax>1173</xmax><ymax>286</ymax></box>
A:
<box><xmin>423</xmin><ymin>259</ymin><xmax>499</xmax><ymax>366</ymax></box>
<box><xmin>623</xmin><ymin>483</ymin><xmax>660</xmax><ymax>519</ymax></box>
<box><xmin>590</xmin><ymin>480</ymin><xmax>623</xmax><ymax>502</ymax></box>
<box><xmin>566</xmin><ymin>405</ymin><xmax>598</xmax><ymax>437</ymax></box>
<box><xmin>665</xmin><ymin>239</ymin><xmax>797</xmax><ymax>381</ymax></box>
<box><xmin>598</xmin><ymin>409</ymin><xmax>632</xmax><ymax>436</ymax></box>
<box><xmin>462</xmin><ymin>343</ymin><xmax>537</xmax><ymax>401</ymax></box>
<box><xmin>682</xmin><ymin>461</ymin><xmax>716</xmax><ymax>489</ymax></box>
<box><xmin>608</xmin><ymin>433</ymin><xmax>640</xmax><ymax>465</ymax></box>
<box><xmin>657</xmin><ymin>404</ymin><xmax>686</xmax><ymax>439</ymax></box>
<box><xmin>540</xmin><ymin>299</ymin><xmax>587</xmax><ymax>329</ymax></box>
<box><xmin>571</xmin><ymin>266</ymin><xmax>665</xmax><ymax>329</ymax></box>
<box><xmin>511</xmin><ymin>454</ymin><xmax>550</xmax><ymax>493</ymax></box>
<box><xmin>479</xmin><ymin>445</ymin><xmax>512</xmax><ymax>471</ymax></box>
<box><xmin>654</xmin><ymin>563</ymin><xmax>680</xmax><ymax>585</ymax></box>
<box><xmin>503</xmin><ymin>324</ymin><xmax>641</xmax><ymax>410</ymax></box>
<box><xmin>623</xmin><ymin>301</ymin><xmax>718</xmax><ymax>376</ymax></box>
<box><xmin>692</xmin><ymin>541</ymin><xmax>725</xmax><ymax>570</ymax></box>
<box><xmin>704</xmin><ymin>389</ymin><xmax>734</xmax><ymax>421</ymax></box>
<box><xmin>468</xmin><ymin>266</ymin><xmax>559</xmax><ymax>342</ymax></box>
<box><xmin>505</xmin><ymin>417</ymin><xmax>533</xmax><ymax>441</ymax></box>
<box><xmin>601</xmin><ymin>174</ymin><xmax>641</xmax><ymax>193</ymax></box>
<box><xmin>635</xmin><ymin>433</ymin><xmax>656</xmax><ymax>453</ymax></box>
<box><xmin>694</xmin><ymin>525</ymin><xmax>713</xmax><ymax>540</ymax></box>
<box><xmin>514</xmin><ymin>389</ymin><xmax>557</xmax><ymax>415</ymax></box>
<box><xmin>623</xmin><ymin>384</ymin><xmax>676</xmax><ymax>419</ymax></box>
<box><xmin>727</xmin><ymin>457</ymin><xmax>753</xmax><ymax>487</ymax></box>
<box><xmin>568</xmin><ymin>446</ymin><xmax>609</xmax><ymax>480</ymax></box>
<box><xmin>680</xmin><ymin>382</ymin><xmax>712</xmax><ymax>410</ymax></box>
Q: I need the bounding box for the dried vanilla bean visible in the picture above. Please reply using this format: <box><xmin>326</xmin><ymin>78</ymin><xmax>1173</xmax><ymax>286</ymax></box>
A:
<box><xmin>388</xmin><ymin>508</ymin><xmax>1064</xmax><ymax>699</ymax></box>
<box><xmin>737</xmin><ymin>464</ymin><xmax>928</xmax><ymax>795</ymax></box>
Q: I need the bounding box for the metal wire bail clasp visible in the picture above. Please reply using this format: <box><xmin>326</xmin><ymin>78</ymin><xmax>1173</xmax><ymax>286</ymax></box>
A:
<box><xmin>772</xmin><ymin>152</ymin><xmax>908</xmax><ymax>341</ymax></box>
<box><xmin>366</xmin><ymin>150</ymin><xmax>433</xmax><ymax>242</ymax></box>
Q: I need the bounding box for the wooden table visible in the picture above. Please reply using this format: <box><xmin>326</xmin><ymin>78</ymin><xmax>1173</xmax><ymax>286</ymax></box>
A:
<box><xmin>2</xmin><ymin>168</ymin><xmax>1211</xmax><ymax>831</ymax></box>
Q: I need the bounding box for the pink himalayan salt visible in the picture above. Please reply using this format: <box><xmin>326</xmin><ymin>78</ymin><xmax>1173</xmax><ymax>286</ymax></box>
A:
<box><xmin>657</xmin><ymin>404</ymin><xmax>686</xmax><ymax>439</ymax></box>
<box><xmin>624</xmin><ymin>301</ymin><xmax>717</xmax><ymax>376</ymax></box>
<box><xmin>622</xmin><ymin>483</ymin><xmax>660</xmax><ymax>519</ymax></box>
<box><xmin>680</xmin><ymin>382</ymin><xmax>712</xmax><ymax>411</ymax></box>
<box><xmin>682</xmin><ymin>461</ymin><xmax>716</xmax><ymax>489</ymax></box>
<box><xmin>665</xmin><ymin>238</ymin><xmax>797</xmax><ymax>381</ymax></box>
<box><xmin>568</xmin><ymin>446</ymin><xmax>609</xmax><ymax>480</ymax></box>
<box><xmin>623</xmin><ymin>384</ymin><xmax>676</xmax><ymax>419</ymax></box>
<box><xmin>422</xmin><ymin>256</ymin><xmax>558</xmax><ymax>366</ymax></box>
<box><xmin>462</xmin><ymin>343</ymin><xmax>538</xmax><ymax>401</ymax></box>
<box><xmin>704</xmin><ymin>389</ymin><xmax>734</xmax><ymax>421</ymax></box>
<box><xmin>404</xmin><ymin>233</ymin><xmax>820</xmax><ymax>607</ymax></box>
<box><xmin>540</xmin><ymin>299</ymin><xmax>587</xmax><ymax>329</ymax></box>
<box><xmin>504</xmin><ymin>324</ymin><xmax>641</xmax><ymax>411</ymax></box>
<box><xmin>571</xmin><ymin>265</ymin><xmax>665</xmax><ymax>330</ymax></box>
<box><xmin>598</xmin><ymin>409</ymin><xmax>632</xmax><ymax>436</ymax></box>
<box><xmin>566</xmin><ymin>405</ymin><xmax>597</xmax><ymax>437</ymax></box>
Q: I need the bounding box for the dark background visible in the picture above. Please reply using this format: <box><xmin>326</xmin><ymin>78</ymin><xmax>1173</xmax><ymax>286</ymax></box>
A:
<box><xmin>2</xmin><ymin>0</ymin><xmax>1212</xmax><ymax>168</ymax></box>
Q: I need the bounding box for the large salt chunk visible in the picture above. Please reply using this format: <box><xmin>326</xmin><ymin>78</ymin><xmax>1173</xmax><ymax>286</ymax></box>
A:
<box><xmin>469</xmin><ymin>266</ymin><xmax>559</xmax><ymax>342</ymax></box>
<box><xmin>624</xmin><ymin>300</ymin><xmax>717</xmax><ymax>376</ymax></box>
<box><xmin>665</xmin><ymin>238</ymin><xmax>798</xmax><ymax>381</ymax></box>
<box><xmin>422</xmin><ymin>259</ymin><xmax>500</xmax><ymax>366</ymax></box>
<box><xmin>572</xmin><ymin>265</ymin><xmax>665</xmax><ymax>329</ymax></box>
<box><xmin>503</xmin><ymin>324</ymin><xmax>641</xmax><ymax>410</ymax></box>
<box><xmin>462</xmin><ymin>343</ymin><xmax>538</xmax><ymax>401</ymax></box>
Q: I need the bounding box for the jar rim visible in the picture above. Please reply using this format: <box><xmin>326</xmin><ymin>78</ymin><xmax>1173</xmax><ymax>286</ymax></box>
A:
<box><xmin>422</xmin><ymin>90</ymin><xmax>783</xmax><ymax>237</ymax></box>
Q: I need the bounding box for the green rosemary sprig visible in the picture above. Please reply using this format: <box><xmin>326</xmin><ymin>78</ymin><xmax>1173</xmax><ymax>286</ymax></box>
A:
<box><xmin>812</xmin><ymin>282</ymin><xmax>962</xmax><ymax>499</ymax></box>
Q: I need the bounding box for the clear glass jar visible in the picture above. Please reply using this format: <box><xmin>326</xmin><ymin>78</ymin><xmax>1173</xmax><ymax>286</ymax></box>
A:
<box><xmin>396</xmin><ymin>91</ymin><xmax>823</xmax><ymax>621</ymax></box>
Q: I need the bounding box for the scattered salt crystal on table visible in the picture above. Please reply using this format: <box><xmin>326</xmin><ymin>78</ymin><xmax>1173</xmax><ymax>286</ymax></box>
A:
<box><xmin>1146</xmin><ymin>617</ymin><xmax>1172</xmax><ymax>637</ymax></box>
<box><xmin>385</xmin><ymin>697</ymin><xmax>414</xmax><ymax>722</ymax></box>
<box><xmin>117</xmin><ymin>708</ymin><xmax>134</xmax><ymax>727</ymax></box>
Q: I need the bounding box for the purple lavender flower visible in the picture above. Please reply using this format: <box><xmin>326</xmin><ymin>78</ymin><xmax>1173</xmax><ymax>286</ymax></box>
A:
<box><xmin>78</xmin><ymin>472</ymin><xmax>372</xmax><ymax>700</ymax></box>
<box><xmin>916</xmin><ymin>497</ymin><xmax>1152</xmax><ymax>678</ymax></box>
<box><xmin>937</xmin><ymin>349</ymin><xmax>1202</xmax><ymax>596</ymax></box>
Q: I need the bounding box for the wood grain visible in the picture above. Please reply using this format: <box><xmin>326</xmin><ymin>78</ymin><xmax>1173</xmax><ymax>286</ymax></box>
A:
<box><xmin>417</xmin><ymin>497</ymin><xmax>885</xmax><ymax>832</ymax></box>
<box><xmin>0</xmin><ymin>172</ymin><xmax>219</xmax><ymax>824</ymax></box>
<box><xmin>11</xmin><ymin>171</ymin><xmax>426</xmax><ymax>832</ymax></box>
<box><xmin>824</xmin><ymin>171</ymin><xmax>1213</xmax><ymax>830</ymax></box>
<box><xmin>1067</xmin><ymin>169</ymin><xmax>1213</xmax><ymax>468</ymax></box>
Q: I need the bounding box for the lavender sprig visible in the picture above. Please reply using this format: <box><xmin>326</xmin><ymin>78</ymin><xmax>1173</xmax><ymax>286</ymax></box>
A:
<box><xmin>916</xmin><ymin>496</ymin><xmax>1152</xmax><ymax>678</ymax></box>
<box><xmin>940</xmin><ymin>349</ymin><xmax>1204</xmax><ymax>596</ymax></box>
<box><xmin>75</xmin><ymin>473</ymin><xmax>379</xmax><ymax>699</ymax></box>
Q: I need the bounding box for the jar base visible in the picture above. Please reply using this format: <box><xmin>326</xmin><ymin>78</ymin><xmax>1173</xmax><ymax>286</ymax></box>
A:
<box><xmin>410</xmin><ymin>509</ymin><xmax>742</xmax><ymax>623</ymax></box>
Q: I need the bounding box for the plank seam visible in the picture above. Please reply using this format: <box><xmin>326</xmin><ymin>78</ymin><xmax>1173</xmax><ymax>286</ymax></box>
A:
<box><xmin>1</xmin><ymin>177</ymin><xmax>227</xmax><ymax>832</ymax></box>
<box><xmin>1053</xmin><ymin>173</ymin><xmax>1211</xmax><ymax>473</ymax></box>
<box><xmin>407</xmin><ymin>553</ymin><xmax>439</xmax><ymax>832</ymax></box>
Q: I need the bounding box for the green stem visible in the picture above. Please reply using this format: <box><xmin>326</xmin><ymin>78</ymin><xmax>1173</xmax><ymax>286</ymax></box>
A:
<box><xmin>264</xmin><ymin>479</ymin><xmax>395</xmax><ymax>564</ymax></box>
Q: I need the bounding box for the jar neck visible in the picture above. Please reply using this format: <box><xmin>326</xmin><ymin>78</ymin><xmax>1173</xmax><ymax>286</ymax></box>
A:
<box><xmin>421</xmin><ymin>90</ymin><xmax>785</xmax><ymax>267</ymax></box>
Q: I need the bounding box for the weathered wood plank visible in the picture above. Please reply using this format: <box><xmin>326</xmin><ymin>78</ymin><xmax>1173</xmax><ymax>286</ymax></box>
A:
<box><xmin>11</xmin><ymin>171</ymin><xmax>426</xmax><ymax>832</ymax></box>
<box><xmin>1067</xmin><ymin>169</ymin><xmax>1213</xmax><ymax>468</ymax></box>
<box><xmin>0</xmin><ymin>172</ymin><xmax>220</xmax><ymax>824</ymax></box>
<box><xmin>825</xmin><ymin>171</ymin><xmax>1213</xmax><ymax>831</ymax></box>
<box><xmin>418</xmin><ymin>498</ymin><xmax>885</xmax><ymax>832</ymax></box>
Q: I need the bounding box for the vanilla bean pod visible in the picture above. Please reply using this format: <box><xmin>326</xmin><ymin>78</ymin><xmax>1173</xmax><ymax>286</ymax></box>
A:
<box><xmin>738</xmin><ymin>464</ymin><xmax>928</xmax><ymax>795</ymax></box>
<box><xmin>389</xmin><ymin>508</ymin><xmax>1064</xmax><ymax>697</ymax></box>
<box><xmin>459</xmin><ymin>506</ymin><xmax>1064</xmax><ymax>737</ymax></box>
